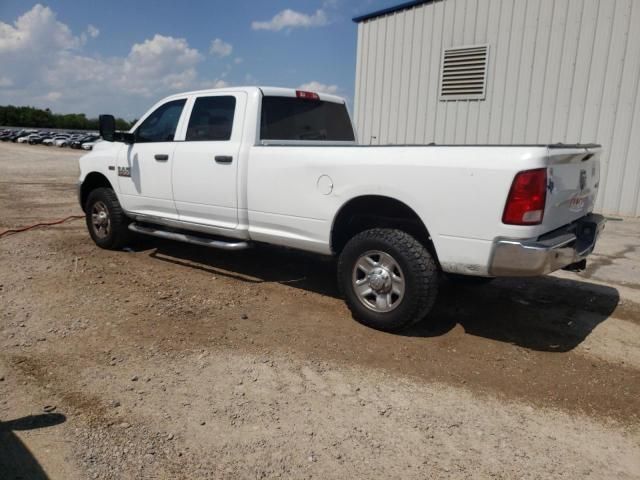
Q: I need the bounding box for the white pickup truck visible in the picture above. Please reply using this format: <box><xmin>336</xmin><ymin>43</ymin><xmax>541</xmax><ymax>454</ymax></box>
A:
<box><xmin>78</xmin><ymin>86</ymin><xmax>605</xmax><ymax>331</ymax></box>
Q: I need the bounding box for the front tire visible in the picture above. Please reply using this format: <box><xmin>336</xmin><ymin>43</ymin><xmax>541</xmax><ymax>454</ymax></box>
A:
<box><xmin>338</xmin><ymin>228</ymin><xmax>439</xmax><ymax>332</ymax></box>
<box><xmin>85</xmin><ymin>187</ymin><xmax>130</xmax><ymax>250</ymax></box>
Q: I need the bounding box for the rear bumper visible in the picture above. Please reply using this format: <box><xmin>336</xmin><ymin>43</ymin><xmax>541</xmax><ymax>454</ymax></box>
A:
<box><xmin>489</xmin><ymin>213</ymin><xmax>606</xmax><ymax>276</ymax></box>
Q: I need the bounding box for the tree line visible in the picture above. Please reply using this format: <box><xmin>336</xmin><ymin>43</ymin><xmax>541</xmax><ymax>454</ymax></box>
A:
<box><xmin>0</xmin><ymin>105</ymin><xmax>135</xmax><ymax>131</ymax></box>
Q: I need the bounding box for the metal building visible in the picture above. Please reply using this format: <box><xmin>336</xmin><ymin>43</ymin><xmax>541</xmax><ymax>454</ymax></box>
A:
<box><xmin>353</xmin><ymin>0</ymin><xmax>640</xmax><ymax>217</ymax></box>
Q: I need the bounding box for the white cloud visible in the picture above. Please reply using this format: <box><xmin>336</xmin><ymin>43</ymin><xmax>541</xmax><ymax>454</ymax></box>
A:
<box><xmin>0</xmin><ymin>5</ymin><xmax>213</xmax><ymax>119</ymax></box>
<box><xmin>124</xmin><ymin>34</ymin><xmax>203</xmax><ymax>95</ymax></box>
<box><xmin>87</xmin><ymin>24</ymin><xmax>100</xmax><ymax>38</ymax></box>
<box><xmin>41</xmin><ymin>34</ymin><xmax>203</xmax><ymax>100</ymax></box>
<box><xmin>234</xmin><ymin>57</ymin><xmax>243</xmax><ymax>64</ymax></box>
<box><xmin>209</xmin><ymin>38</ymin><xmax>232</xmax><ymax>57</ymax></box>
<box><xmin>196</xmin><ymin>79</ymin><xmax>230</xmax><ymax>90</ymax></box>
<box><xmin>252</xmin><ymin>9</ymin><xmax>328</xmax><ymax>32</ymax></box>
<box><xmin>0</xmin><ymin>4</ymin><xmax>81</xmax><ymax>53</ymax></box>
<box><xmin>44</xmin><ymin>91</ymin><xmax>62</xmax><ymax>101</ymax></box>
<box><xmin>298</xmin><ymin>81</ymin><xmax>339</xmax><ymax>95</ymax></box>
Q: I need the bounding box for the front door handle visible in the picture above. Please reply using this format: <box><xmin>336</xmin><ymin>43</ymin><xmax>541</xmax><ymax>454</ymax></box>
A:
<box><xmin>215</xmin><ymin>155</ymin><xmax>233</xmax><ymax>164</ymax></box>
<box><xmin>154</xmin><ymin>154</ymin><xmax>169</xmax><ymax>161</ymax></box>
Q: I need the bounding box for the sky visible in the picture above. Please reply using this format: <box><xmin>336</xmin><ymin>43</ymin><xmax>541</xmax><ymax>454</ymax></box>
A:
<box><xmin>0</xmin><ymin>0</ymin><xmax>397</xmax><ymax>120</ymax></box>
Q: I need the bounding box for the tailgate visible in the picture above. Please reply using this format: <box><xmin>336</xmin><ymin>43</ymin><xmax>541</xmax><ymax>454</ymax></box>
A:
<box><xmin>544</xmin><ymin>145</ymin><xmax>601</xmax><ymax>230</ymax></box>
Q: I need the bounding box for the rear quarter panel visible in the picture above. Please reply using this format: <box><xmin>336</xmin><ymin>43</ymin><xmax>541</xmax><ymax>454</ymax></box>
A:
<box><xmin>246</xmin><ymin>145</ymin><xmax>551</xmax><ymax>274</ymax></box>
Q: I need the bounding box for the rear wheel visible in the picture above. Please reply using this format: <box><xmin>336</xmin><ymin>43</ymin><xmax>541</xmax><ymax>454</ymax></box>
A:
<box><xmin>338</xmin><ymin>228</ymin><xmax>439</xmax><ymax>332</ymax></box>
<box><xmin>85</xmin><ymin>187</ymin><xmax>130</xmax><ymax>250</ymax></box>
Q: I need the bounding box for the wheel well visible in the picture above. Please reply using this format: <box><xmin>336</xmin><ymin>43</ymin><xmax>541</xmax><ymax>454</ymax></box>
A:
<box><xmin>331</xmin><ymin>195</ymin><xmax>438</xmax><ymax>260</ymax></box>
<box><xmin>80</xmin><ymin>172</ymin><xmax>113</xmax><ymax>211</ymax></box>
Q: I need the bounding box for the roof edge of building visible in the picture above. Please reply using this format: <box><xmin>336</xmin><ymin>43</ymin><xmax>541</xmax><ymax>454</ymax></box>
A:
<box><xmin>352</xmin><ymin>0</ymin><xmax>434</xmax><ymax>23</ymax></box>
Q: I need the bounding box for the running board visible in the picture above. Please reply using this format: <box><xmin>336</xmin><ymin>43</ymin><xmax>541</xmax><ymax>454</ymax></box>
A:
<box><xmin>128</xmin><ymin>223</ymin><xmax>251</xmax><ymax>251</ymax></box>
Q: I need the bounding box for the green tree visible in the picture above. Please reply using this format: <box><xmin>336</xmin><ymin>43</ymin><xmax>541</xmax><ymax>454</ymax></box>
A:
<box><xmin>0</xmin><ymin>105</ymin><xmax>135</xmax><ymax>131</ymax></box>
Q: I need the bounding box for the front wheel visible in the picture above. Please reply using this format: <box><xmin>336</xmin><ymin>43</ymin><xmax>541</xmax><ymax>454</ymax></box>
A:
<box><xmin>337</xmin><ymin>228</ymin><xmax>439</xmax><ymax>332</ymax></box>
<box><xmin>85</xmin><ymin>187</ymin><xmax>130</xmax><ymax>250</ymax></box>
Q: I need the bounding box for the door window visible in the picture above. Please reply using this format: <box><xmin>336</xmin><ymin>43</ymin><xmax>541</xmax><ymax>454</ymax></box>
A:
<box><xmin>135</xmin><ymin>99</ymin><xmax>186</xmax><ymax>143</ymax></box>
<box><xmin>186</xmin><ymin>96</ymin><xmax>236</xmax><ymax>141</ymax></box>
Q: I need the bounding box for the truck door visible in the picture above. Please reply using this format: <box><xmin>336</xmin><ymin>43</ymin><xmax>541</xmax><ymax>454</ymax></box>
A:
<box><xmin>171</xmin><ymin>92</ymin><xmax>245</xmax><ymax>229</ymax></box>
<box><xmin>117</xmin><ymin>98</ymin><xmax>187</xmax><ymax>219</ymax></box>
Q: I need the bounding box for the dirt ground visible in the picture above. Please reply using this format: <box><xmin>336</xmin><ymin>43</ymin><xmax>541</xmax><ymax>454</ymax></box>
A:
<box><xmin>1</xmin><ymin>142</ymin><xmax>639</xmax><ymax>479</ymax></box>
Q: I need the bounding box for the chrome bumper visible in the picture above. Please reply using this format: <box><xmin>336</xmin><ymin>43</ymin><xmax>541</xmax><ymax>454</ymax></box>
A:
<box><xmin>489</xmin><ymin>214</ymin><xmax>606</xmax><ymax>276</ymax></box>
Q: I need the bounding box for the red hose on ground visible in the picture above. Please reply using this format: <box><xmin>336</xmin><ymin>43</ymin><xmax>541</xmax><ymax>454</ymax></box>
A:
<box><xmin>0</xmin><ymin>215</ymin><xmax>84</xmax><ymax>239</ymax></box>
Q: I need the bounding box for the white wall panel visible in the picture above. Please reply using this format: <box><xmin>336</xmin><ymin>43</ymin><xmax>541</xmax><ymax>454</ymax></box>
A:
<box><xmin>354</xmin><ymin>0</ymin><xmax>640</xmax><ymax>216</ymax></box>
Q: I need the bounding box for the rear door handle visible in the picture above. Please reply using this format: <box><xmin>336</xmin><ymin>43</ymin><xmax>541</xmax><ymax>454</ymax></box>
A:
<box><xmin>154</xmin><ymin>154</ymin><xmax>169</xmax><ymax>161</ymax></box>
<box><xmin>215</xmin><ymin>155</ymin><xmax>233</xmax><ymax>164</ymax></box>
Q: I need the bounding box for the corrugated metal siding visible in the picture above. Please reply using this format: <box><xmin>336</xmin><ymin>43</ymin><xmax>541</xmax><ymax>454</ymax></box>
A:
<box><xmin>353</xmin><ymin>0</ymin><xmax>640</xmax><ymax>217</ymax></box>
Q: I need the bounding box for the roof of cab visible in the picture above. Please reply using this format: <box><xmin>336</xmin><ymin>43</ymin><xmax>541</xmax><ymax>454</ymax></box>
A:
<box><xmin>162</xmin><ymin>86</ymin><xmax>346</xmax><ymax>105</ymax></box>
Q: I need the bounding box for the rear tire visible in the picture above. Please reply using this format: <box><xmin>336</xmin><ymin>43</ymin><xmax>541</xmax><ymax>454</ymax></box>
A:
<box><xmin>85</xmin><ymin>187</ymin><xmax>130</xmax><ymax>250</ymax></box>
<box><xmin>337</xmin><ymin>228</ymin><xmax>439</xmax><ymax>332</ymax></box>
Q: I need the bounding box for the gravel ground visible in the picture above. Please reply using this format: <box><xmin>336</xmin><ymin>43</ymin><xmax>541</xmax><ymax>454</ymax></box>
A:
<box><xmin>1</xmin><ymin>143</ymin><xmax>639</xmax><ymax>479</ymax></box>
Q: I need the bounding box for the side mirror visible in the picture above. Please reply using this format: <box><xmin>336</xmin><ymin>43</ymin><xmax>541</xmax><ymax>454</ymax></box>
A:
<box><xmin>99</xmin><ymin>114</ymin><xmax>135</xmax><ymax>144</ymax></box>
<box><xmin>99</xmin><ymin>114</ymin><xmax>115</xmax><ymax>142</ymax></box>
<box><xmin>119</xmin><ymin>132</ymin><xmax>136</xmax><ymax>144</ymax></box>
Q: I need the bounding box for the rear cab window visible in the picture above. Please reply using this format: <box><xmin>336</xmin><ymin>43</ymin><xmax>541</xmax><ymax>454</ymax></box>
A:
<box><xmin>260</xmin><ymin>96</ymin><xmax>355</xmax><ymax>142</ymax></box>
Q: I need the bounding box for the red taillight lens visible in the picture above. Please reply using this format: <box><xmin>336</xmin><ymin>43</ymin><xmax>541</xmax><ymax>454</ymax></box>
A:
<box><xmin>502</xmin><ymin>168</ymin><xmax>547</xmax><ymax>225</ymax></box>
<box><xmin>296</xmin><ymin>90</ymin><xmax>320</xmax><ymax>100</ymax></box>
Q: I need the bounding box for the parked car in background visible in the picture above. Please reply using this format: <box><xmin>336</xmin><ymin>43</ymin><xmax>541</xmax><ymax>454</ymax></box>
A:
<box><xmin>9</xmin><ymin>130</ymin><xmax>31</xmax><ymax>142</ymax></box>
<box><xmin>33</xmin><ymin>133</ymin><xmax>54</xmax><ymax>144</ymax></box>
<box><xmin>28</xmin><ymin>134</ymin><xmax>46</xmax><ymax>144</ymax></box>
<box><xmin>1</xmin><ymin>131</ymin><xmax>15</xmax><ymax>141</ymax></box>
<box><xmin>22</xmin><ymin>133</ymin><xmax>41</xmax><ymax>144</ymax></box>
<box><xmin>71</xmin><ymin>134</ymin><xmax>99</xmax><ymax>149</ymax></box>
<box><xmin>48</xmin><ymin>135</ymin><xmax>66</xmax><ymax>146</ymax></box>
<box><xmin>54</xmin><ymin>136</ymin><xmax>71</xmax><ymax>147</ymax></box>
<box><xmin>0</xmin><ymin>129</ymin><xmax>102</xmax><ymax>146</ymax></box>
<box><xmin>81</xmin><ymin>140</ymin><xmax>100</xmax><ymax>150</ymax></box>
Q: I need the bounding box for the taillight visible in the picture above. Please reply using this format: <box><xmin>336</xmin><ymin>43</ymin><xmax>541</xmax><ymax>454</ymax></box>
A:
<box><xmin>502</xmin><ymin>168</ymin><xmax>547</xmax><ymax>225</ymax></box>
<box><xmin>296</xmin><ymin>90</ymin><xmax>320</xmax><ymax>100</ymax></box>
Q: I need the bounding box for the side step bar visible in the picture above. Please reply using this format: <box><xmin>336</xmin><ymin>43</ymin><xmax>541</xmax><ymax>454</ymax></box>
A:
<box><xmin>128</xmin><ymin>223</ymin><xmax>251</xmax><ymax>251</ymax></box>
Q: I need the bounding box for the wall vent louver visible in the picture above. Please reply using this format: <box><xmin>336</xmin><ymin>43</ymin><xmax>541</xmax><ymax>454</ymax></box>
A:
<box><xmin>439</xmin><ymin>44</ymin><xmax>489</xmax><ymax>100</ymax></box>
